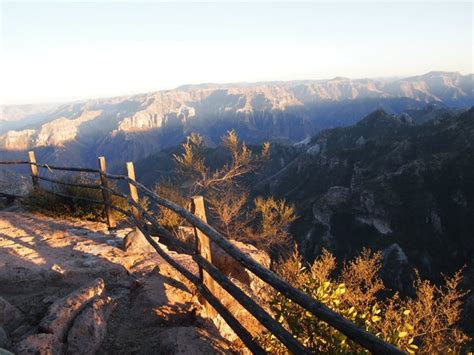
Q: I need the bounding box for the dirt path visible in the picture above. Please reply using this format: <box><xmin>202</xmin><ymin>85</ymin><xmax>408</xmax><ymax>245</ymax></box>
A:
<box><xmin>0</xmin><ymin>211</ymin><xmax>232</xmax><ymax>354</ymax></box>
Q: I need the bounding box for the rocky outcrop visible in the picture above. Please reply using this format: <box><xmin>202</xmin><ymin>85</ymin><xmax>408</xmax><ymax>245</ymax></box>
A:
<box><xmin>16</xmin><ymin>333</ymin><xmax>64</xmax><ymax>355</ymax></box>
<box><xmin>0</xmin><ymin>348</ymin><xmax>14</xmax><ymax>355</ymax></box>
<box><xmin>14</xmin><ymin>280</ymin><xmax>111</xmax><ymax>355</ymax></box>
<box><xmin>39</xmin><ymin>278</ymin><xmax>105</xmax><ymax>341</ymax></box>
<box><xmin>0</xmin><ymin>110</ymin><xmax>102</xmax><ymax>151</ymax></box>
<box><xmin>205</xmin><ymin>240</ymin><xmax>272</xmax><ymax>341</ymax></box>
<box><xmin>66</xmin><ymin>297</ymin><xmax>116</xmax><ymax>355</ymax></box>
<box><xmin>0</xmin><ymin>129</ymin><xmax>36</xmax><ymax>150</ymax></box>
<box><xmin>0</xmin><ymin>327</ymin><xmax>8</xmax><ymax>348</ymax></box>
<box><xmin>0</xmin><ymin>297</ymin><xmax>23</xmax><ymax>333</ymax></box>
<box><xmin>35</xmin><ymin>110</ymin><xmax>102</xmax><ymax>147</ymax></box>
<box><xmin>380</xmin><ymin>243</ymin><xmax>410</xmax><ymax>292</ymax></box>
<box><xmin>384</xmin><ymin>71</ymin><xmax>474</xmax><ymax>106</ymax></box>
<box><xmin>0</xmin><ymin>212</ymin><xmax>235</xmax><ymax>354</ymax></box>
<box><xmin>211</xmin><ymin>240</ymin><xmax>270</xmax><ymax>295</ymax></box>
<box><xmin>261</xmin><ymin>108</ymin><xmax>474</xmax><ymax>293</ymax></box>
<box><xmin>118</xmin><ymin>99</ymin><xmax>195</xmax><ymax>132</ymax></box>
<box><xmin>122</xmin><ymin>228</ymin><xmax>156</xmax><ymax>254</ymax></box>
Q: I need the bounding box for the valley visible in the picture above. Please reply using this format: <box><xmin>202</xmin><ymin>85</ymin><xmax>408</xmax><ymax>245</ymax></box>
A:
<box><xmin>1</xmin><ymin>71</ymin><xmax>472</xmax><ymax>170</ymax></box>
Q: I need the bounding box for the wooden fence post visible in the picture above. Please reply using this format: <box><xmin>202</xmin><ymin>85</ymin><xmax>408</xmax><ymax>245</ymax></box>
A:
<box><xmin>28</xmin><ymin>151</ymin><xmax>39</xmax><ymax>190</ymax></box>
<box><xmin>125</xmin><ymin>162</ymin><xmax>140</xmax><ymax>223</ymax></box>
<box><xmin>98</xmin><ymin>156</ymin><xmax>116</xmax><ymax>229</ymax></box>
<box><xmin>191</xmin><ymin>196</ymin><xmax>218</xmax><ymax>317</ymax></box>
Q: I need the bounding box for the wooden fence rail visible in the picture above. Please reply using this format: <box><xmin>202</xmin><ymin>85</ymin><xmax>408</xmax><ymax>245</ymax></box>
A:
<box><xmin>36</xmin><ymin>175</ymin><xmax>102</xmax><ymax>190</ymax></box>
<box><xmin>0</xmin><ymin>160</ymin><xmax>29</xmax><ymax>165</ymax></box>
<box><xmin>0</xmin><ymin>151</ymin><xmax>404</xmax><ymax>355</ymax></box>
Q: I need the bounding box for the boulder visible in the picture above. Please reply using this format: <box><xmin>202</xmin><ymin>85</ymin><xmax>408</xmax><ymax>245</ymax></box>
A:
<box><xmin>0</xmin><ymin>327</ymin><xmax>8</xmax><ymax>348</ymax></box>
<box><xmin>206</xmin><ymin>240</ymin><xmax>272</xmax><ymax>340</ymax></box>
<box><xmin>0</xmin><ymin>296</ymin><xmax>23</xmax><ymax>332</ymax></box>
<box><xmin>16</xmin><ymin>333</ymin><xmax>64</xmax><ymax>355</ymax></box>
<box><xmin>39</xmin><ymin>278</ymin><xmax>104</xmax><ymax>341</ymax></box>
<box><xmin>211</xmin><ymin>239</ymin><xmax>270</xmax><ymax>295</ymax></box>
<box><xmin>122</xmin><ymin>228</ymin><xmax>155</xmax><ymax>253</ymax></box>
<box><xmin>381</xmin><ymin>243</ymin><xmax>410</xmax><ymax>293</ymax></box>
<box><xmin>323</xmin><ymin>186</ymin><xmax>350</xmax><ymax>207</ymax></box>
<box><xmin>66</xmin><ymin>297</ymin><xmax>116</xmax><ymax>355</ymax></box>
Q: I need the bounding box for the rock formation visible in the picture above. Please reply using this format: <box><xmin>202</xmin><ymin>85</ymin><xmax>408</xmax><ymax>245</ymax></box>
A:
<box><xmin>122</xmin><ymin>228</ymin><xmax>156</xmax><ymax>254</ymax></box>
<box><xmin>0</xmin><ymin>211</ymin><xmax>239</xmax><ymax>354</ymax></box>
<box><xmin>17</xmin><ymin>333</ymin><xmax>65</xmax><ymax>355</ymax></box>
<box><xmin>0</xmin><ymin>72</ymin><xmax>472</xmax><ymax>170</ymax></box>
<box><xmin>39</xmin><ymin>278</ymin><xmax>105</xmax><ymax>341</ymax></box>
<box><xmin>0</xmin><ymin>297</ymin><xmax>23</xmax><ymax>333</ymax></box>
<box><xmin>256</xmin><ymin>107</ymin><xmax>474</xmax><ymax>292</ymax></box>
<box><xmin>66</xmin><ymin>297</ymin><xmax>116</xmax><ymax>355</ymax></box>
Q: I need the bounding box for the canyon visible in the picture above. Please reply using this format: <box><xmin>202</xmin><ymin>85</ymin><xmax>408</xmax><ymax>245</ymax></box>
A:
<box><xmin>1</xmin><ymin>71</ymin><xmax>472</xmax><ymax>169</ymax></box>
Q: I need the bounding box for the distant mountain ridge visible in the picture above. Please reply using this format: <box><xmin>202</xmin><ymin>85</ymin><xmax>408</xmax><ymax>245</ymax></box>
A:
<box><xmin>0</xmin><ymin>71</ymin><xmax>472</xmax><ymax>168</ymax></box>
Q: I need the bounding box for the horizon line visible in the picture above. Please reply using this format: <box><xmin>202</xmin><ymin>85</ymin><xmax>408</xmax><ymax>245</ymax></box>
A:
<box><xmin>2</xmin><ymin>70</ymin><xmax>471</xmax><ymax>107</ymax></box>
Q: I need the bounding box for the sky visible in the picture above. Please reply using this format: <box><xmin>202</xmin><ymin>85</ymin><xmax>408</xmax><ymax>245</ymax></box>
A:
<box><xmin>0</xmin><ymin>1</ymin><xmax>472</xmax><ymax>105</ymax></box>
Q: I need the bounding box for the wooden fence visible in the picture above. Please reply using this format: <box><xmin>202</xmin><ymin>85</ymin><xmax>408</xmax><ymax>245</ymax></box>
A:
<box><xmin>0</xmin><ymin>151</ymin><xmax>404</xmax><ymax>354</ymax></box>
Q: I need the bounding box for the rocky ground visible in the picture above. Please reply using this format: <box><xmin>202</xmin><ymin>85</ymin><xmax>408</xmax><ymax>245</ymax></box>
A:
<box><xmin>0</xmin><ymin>210</ymin><xmax>235</xmax><ymax>354</ymax></box>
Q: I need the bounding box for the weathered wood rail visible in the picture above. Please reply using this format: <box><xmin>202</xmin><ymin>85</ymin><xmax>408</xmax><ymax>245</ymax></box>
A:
<box><xmin>0</xmin><ymin>151</ymin><xmax>404</xmax><ymax>354</ymax></box>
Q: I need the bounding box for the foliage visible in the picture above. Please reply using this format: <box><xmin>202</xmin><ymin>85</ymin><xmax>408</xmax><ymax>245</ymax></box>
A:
<box><xmin>207</xmin><ymin>194</ymin><xmax>296</xmax><ymax>256</ymax></box>
<box><xmin>164</xmin><ymin>130</ymin><xmax>295</xmax><ymax>254</ymax></box>
<box><xmin>154</xmin><ymin>181</ymin><xmax>191</xmax><ymax>244</ymax></box>
<box><xmin>24</xmin><ymin>174</ymin><xmax>129</xmax><ymax>222</ymax></box>
<box><xmin>207</xmin><ymin>188</ymin><xmax>249</xmax><ymax>237</ymax></box>
<box><xmin>173</xmin><ymin>130</ymin><xmax>269</xmax><ymax>193</ymax></box>
<box><xmin>173</xmin><ymin>132</ymin><xmax>207</xmax><ymax>186</ymax></box>
<box><xmin>259</xmin><ymin>249</ymin><xmax>470</xmax><ymax>354</ymax></box>
<box><xmin>252</xmin><ymin>197</ymin><xmax>297</xmax><ymax>254</ymax></box>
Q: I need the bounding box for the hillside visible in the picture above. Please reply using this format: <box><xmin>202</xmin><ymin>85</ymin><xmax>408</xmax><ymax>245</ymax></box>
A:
<box><xmin>1</xmin><ymin>72</ymin><xmax>472</xmax><ymax>170</ymax></box>
<box><xmin>256</xmin><ymin>107</ymin><xmax>474</xmax><ymax>292</ymax></box>
<box><xmin>124</xmin><ymin>106</ymin><xmax>474</xmax><ymax>295</ymax></box>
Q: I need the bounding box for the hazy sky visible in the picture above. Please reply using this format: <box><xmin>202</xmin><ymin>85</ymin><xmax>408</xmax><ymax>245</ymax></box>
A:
<box><xmin>1</xmin><ymin>1</ymin><xmax>472</xmax><ymax>105</ymax></box>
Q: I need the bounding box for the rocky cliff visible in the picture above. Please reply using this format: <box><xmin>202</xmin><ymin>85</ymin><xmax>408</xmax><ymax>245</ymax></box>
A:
<box><xmin>255</xmin><ymin>107</ymin><xmax>474</xmax><ymax>292</ymax></box>
<box><xmin>1</xmin><ymin>71</ymin><xmax>472</xmax><ymax>169</ymax></box>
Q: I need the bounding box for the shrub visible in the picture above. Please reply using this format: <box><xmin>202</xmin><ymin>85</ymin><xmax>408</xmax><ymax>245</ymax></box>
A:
<box><xmin>259</xmin><ymin>249</ymin><xmax>470</xmax><ymax>354</ymax></box>
<box><xmin>159</xmin><ymin>131</ymin><xmax>295</xmax><ymax>255</ymax></box>
<box><xmin>24</xmin><ymin>174</ymin><xmax>129</xmax><ymax>223</ymax></box>
<box><xmin>207</xmin><ymin>188</ymin><xmax>249</xmax><ymax>238</ymax></box>
<box><xmin>154</xmin><ymin>182</ymin><xmax>192</xmax><ymax>245</ymax></box>
<box><xmin>251</xmin><ymin>197</ymin><xmax>296</xmax><ymax>256</ymax></box>
<box><xmin>173</xmin><ymin>130</ymin><xmax>269</xmax><ymax>193</ymax></box>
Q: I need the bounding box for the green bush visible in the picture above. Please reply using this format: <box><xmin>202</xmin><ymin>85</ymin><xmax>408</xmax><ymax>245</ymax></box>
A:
<box><xmin>258</xmin><ymin>249</ymin><xmax>470</xmax><ymax>354</ymax></box>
